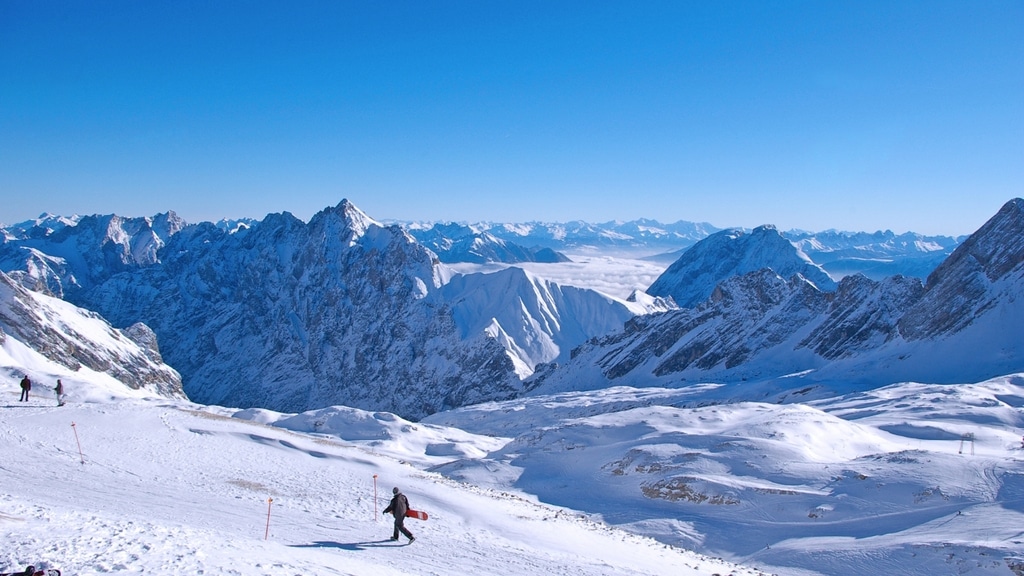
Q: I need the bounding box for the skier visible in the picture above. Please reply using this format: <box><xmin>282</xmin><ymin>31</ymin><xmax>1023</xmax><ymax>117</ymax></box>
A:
<box><xmin>54</xmin><ymin>380</ymin><xmax>65</xmax><ymax>407</ymax></box>
<box><xmin>19</xmin><ymin>375</ymin><xmax>31</xmax><ymax>402</ymax></box>
<box><xmin>382</xmin><ymin>486</ymin><xmax>415</xmax><ymax>543</ymax></box>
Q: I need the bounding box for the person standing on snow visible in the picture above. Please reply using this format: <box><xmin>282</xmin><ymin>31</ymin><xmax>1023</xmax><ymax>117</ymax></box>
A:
<box><xmin>19</xmin><ymin>375</ymin><xmax>31</xmax><ymax>402</ymax></box>
<box><xmin>55</xmin><ymin>379</ymin><xmax>65</xmax><ymax>406</ymax></box>
<box><xmin>383</xmin><ymin>486</ymin><xmax>415</xmax><ymax>543</ymax></box>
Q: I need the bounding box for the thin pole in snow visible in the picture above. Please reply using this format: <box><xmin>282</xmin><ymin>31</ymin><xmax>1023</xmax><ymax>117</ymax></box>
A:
<box><xmin>71</xmin><ymin>422</ymin><xmax>84</xmax><ymax>464</ymax></box>
<box><xmin>265</xmin><ymin>498</ymin><xmax>273</xmax><ymax>540</ymax></box>
<box><xmin>373</xmin><ymin>474</ymin><xmax>378</xmax><ymax>521</ymax></box>
<box><xmin>958</xmin><ymin>433</ymin><xmax>975</xmax><ymax>456</ymax></box>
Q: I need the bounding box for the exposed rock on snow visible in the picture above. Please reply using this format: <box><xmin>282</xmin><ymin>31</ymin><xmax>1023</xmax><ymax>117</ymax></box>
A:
<box><xmin>647</xmin><ymin>225</ymin><xmax>837</xmax><ymax>308</ymax></box>
<box><xmin>0</xmin><ymin>270</ymin><xmax>183</xmax><ymax>397</ymax></box>
<box><xmin>532</xmin><ymin>198</ymin><xmax>1024</xmax><ymax>396</ymax></box>
<box><xmin>407</xmin><ymin>222</ymin><xmax>572</xmax><ymax>264</ymax></box>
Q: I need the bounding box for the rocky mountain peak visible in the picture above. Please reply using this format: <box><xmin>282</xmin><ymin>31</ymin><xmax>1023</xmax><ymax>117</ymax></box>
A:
<box><xmin>925</xmin><ymin>197</ymin><xmax>1024</xmax><ymax>287</ymax></box>
<box><xmin>314</xmin><ymin>199</ymin><xmax>381</xmax><ymax>243</ymax></box>
<box><xmin>898</xmin><ymin>197</ymin><xmax>1024</xmax><ymax>340</ymax></box>
<box><xmin>646</xmin><ymin>225</ymin><xmax>836</xmax><ymax>308</ymax></box>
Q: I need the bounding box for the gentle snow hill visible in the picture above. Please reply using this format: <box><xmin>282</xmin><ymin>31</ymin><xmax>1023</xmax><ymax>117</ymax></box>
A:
<box><xmin>424</xmin><ymin>374</ymin><xmax>1024</xmax><ymax>576</ymax></box>
<box><xmin>0</xmin><ymin>392</ymin><xmax>767</xmax><ymax>576</ymax></box>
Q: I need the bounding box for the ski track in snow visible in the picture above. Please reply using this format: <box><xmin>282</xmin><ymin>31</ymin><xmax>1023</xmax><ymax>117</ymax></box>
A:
<box><xmin>0</xmin><ymin>397</ymin><xmax>764</xmax><ymax>576</ymax></box>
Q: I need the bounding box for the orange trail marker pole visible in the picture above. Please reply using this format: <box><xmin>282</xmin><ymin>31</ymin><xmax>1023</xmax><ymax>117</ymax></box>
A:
<box><xmin>373</xmin><ymin>474</ymin><xmax>378</xmax><ymax>521</ymax></box>
<box><xmin>71</xmin><ymin>422</ymin><xmax>85</xmax><ymax>464</ymax></box>
<box><xmin>265</xmin><ymin>498</ymin><xmax>273</xmax><ymax>540</ymax></box>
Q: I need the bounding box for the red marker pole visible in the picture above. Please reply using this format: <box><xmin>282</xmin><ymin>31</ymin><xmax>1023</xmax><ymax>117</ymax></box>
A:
<box><xmin>71</xmin><ymin>422</ymin><xmax>85</xmax><ymax>464</ymax></box>
<box><xmin>265</xmin><ymin>498</ymin><xmax>273</xmax><ymax>540</ymax></box>
<box><xmin>373</xmin><ymin>474</ymin><xmax>378</xmax><ymax>521</ymax></box>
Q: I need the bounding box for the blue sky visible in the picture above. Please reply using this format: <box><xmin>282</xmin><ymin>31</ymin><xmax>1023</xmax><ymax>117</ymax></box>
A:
<box><xmin>1</xmin><ymin>1</ymin><xmax>1021</xmax><ymax>235</ymax></box>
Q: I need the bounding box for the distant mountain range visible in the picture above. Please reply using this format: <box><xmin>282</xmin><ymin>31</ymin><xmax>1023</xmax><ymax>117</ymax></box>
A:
<box><xmin>0</xmin><ymin>202</ymin><xmax>665</xmax><ymax>418</ymax></box>
<box><xmin>398</xmin><ymin>218</ymin><xmax>721</xmax><ymax>257</ymax></box>
<box><xmin>530</xmin><ymin>198</ymin><xmax>1024</xmax><ymax>402</ymax></box>
<box><xmin>1</xmin><ymin>199</ymin><xmax>1017</xmax><ymax>420</ymax></box>
<box><xmin>396</xmin><ymin>218</ymin><xmax>960</xmax><ymax>281</ymax></box>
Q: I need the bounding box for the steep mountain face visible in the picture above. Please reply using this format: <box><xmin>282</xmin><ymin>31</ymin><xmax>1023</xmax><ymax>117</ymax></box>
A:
<box><xmin>532</xmin><ymin>199</ymin><xmax>1024</xmax><ymax>397</ymax></box>
<box><xmin>408</xmin><ymin>223</ymin><xmax>571</xmax><ymax>264</ymax></box>
<box><xmin>787</xmin><ymin>229</ymin><xmax>959</xmax><ymax>280</ymax></box>
<box><xmin>439</xmin><ymin>266</ymin><xmax>669</xmax><ymax>377</ymax></box>
<box><xmin>1</xmin><ymin>201</ymin><xmax>670</xmax><ymax>418</ymax></box>
<box><xmin>0</xmin><ymin>212</ymin><xmax>186</xmax><ymax>297</ymax></box>
<box><xmin>898</xmin><ymin>198</ymin><xmax>1024</xmax><ymax>341</ymax></box>
<box><xmin>68</xmin><ymin>201</ymin><xmax>527</xmax><ymax>418</ymax></box>
<box><xmin>646</xmin><ymin>225</ymin><xmax>838</xmax><ymax>308</ymax></box>
<box><xmin>0</xmin><ymin>270</ymin><xmax>183</xmax><ymax>397</ymax></box>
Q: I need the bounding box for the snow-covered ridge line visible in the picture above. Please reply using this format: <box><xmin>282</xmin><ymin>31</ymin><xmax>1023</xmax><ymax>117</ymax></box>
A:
<box><xmin>531</xmin><ymin>198</ymin><xmax>1024</xmax><ymax>397</ymax></box>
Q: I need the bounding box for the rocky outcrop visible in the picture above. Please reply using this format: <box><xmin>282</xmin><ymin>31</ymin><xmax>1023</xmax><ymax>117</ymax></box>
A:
<box><xmin>532</xmin><ymin>199</ymin><xmax>1024</xmax><ymax>396</ymax></box>
<box><xmin>0</xmin><ymin>270</ymin><xmax>184</xmax><ymax>397</ymax></box>
<box><xmin>899</xmin><ymin>198</ymin><xmax>1024</xmax><ymax>340</ymax></box>
<box><xmin>69</xmin><ymin>201</ymin><xmax>526</xmax><ymax>418</ymax></box>
<box><xmin>647</xmin><ymin>225</ymin><xmax>837</xmax><ymax>308</ymax></box>
<box><xmin>408</xmin><ymin>223</ymin><xmax>571</xmax><ymax>264</ymax></box>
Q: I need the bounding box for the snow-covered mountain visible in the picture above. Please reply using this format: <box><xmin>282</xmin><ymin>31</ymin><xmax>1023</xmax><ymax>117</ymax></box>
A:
<box><xmin>0</xmin><ymin>199</ymin><xmax>1008</xmax><ymax>422</ymax></box>
<box><xmin>0</xmin><ymin>270</ymin><xmax>183</xmax><ymax>399</ymax></box>
<box><xmin>402</xmin><ymin>218</ymin><xmax>959</xmax><ymax>279</ymax></box>
<box><xmin>406</xmin><ymin>222</ymin><xmax>571</xmax><ymax>264</ymax></box>
<box><xmin>400</xmin><ymin>218</ymin><xmax>722</xmax><ymax>257</ymax></box>
<box><xmin>0</xmin><ymin>200</ymin><xmax>666</xmax><ymax>419</ymax></box>
<box><xmin>66</xmin><ymin>201</ymin><xmax>528</xmax><ymax>418</ymax></box>
<box><xmin>787</xmin><ymin>229</ymin><xmax>961</xmax><ymax>280</ymax></box>
<box><xmin>646</xmin><ymin>225</ymin><xmax>838</xmax><ymax>308</ymax></box>
<box><xmin>0</xmin><ymin>211</ymin><xmax>186</xmax><ymax>297</ymax></box>
<box><xmin>439</xmin><ymin>266</ymin><xmax>671</xmax><ymax>377</ymax></box>
<box><xmin>531</xmin><ymin>198</ymin><xmax>1024</xmax><ymax>398</ymax></box>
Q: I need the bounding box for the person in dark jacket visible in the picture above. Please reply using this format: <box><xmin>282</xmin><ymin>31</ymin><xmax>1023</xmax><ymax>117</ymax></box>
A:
<box><xmin>55</xmin><ymin>379</ymin><xmax>65</xmax><ymax>406</ymax></box>
<box><xmin>382</xmin><ymin>486</ymin><xmax>415</xmax><ymax>542</ymax></box>
<box><xmin>19</xmin><ymin>375</ymin><xmax>31</xmax><ymax>402</ymax></box>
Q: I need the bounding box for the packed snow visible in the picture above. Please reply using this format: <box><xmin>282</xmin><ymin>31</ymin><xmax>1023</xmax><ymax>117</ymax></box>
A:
<box><xmin>1</xmin><ymin>351</ymin><xmax>766</xmax><ymax>575</ymax></box>
<box><xmin>4</xmin><ymin>358</ymin><xmax>1023</xmax><ymax>574</ymax></box>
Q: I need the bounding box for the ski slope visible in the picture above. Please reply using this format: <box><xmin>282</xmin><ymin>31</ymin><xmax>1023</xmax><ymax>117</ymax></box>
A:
<box><xmin>0</xmin><ymin>393</ymin><xmax>765</xmax><ymax>576</ymax></box>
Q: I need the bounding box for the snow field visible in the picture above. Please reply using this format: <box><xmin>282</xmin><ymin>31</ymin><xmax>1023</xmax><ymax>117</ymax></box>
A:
<box><xmin>1</xmin><ymin>397</ymin><xmax>765</xmax><ymax>576</ymax></box>
<box><xmin>424</xmin><ymin>376</ymin><xmax>1024</xmax><ymax>575</ymax></box>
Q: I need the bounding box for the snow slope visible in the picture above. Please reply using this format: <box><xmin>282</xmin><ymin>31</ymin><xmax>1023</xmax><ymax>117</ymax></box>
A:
<box><xmin>439</xmin><ymin>266</ymin><xmax>670</xmax><ymax>377</ymax></box>
<box><xmin>0</xmin><ymin>393</ymin><xmax>764</xmax><ymax>576</ymax></box>
<box><xmin>3</xmin><ymin>298</ymin><xmax>1022</xmax><ymax>575</ymax></box>
<box><xmin>424</xmin><ymin>375</ymin><xmax>1024</xmax><ymax>576</ymax></box>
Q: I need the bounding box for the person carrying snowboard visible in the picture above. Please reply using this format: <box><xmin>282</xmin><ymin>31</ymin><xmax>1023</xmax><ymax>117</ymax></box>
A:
<box><xmin>54</xmin><ymin>379</ymin><xmax>65</xmax><ymax>406</ymax></box>
<box><xmin>19</xmin><ymin>375</ymin><xmax>31</xmax><ymax>402</ymax></box>
<box><xmin>383</xmin><ymin>486</ymin><xmax>415</xmax><ymax>543</ymax></box>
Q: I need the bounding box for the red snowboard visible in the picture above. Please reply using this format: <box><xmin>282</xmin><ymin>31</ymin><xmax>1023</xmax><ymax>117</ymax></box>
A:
<box><xmin>405</xmin><ymin>509</ymin><xmax>429</xmax><ymax>520</ymax></box>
